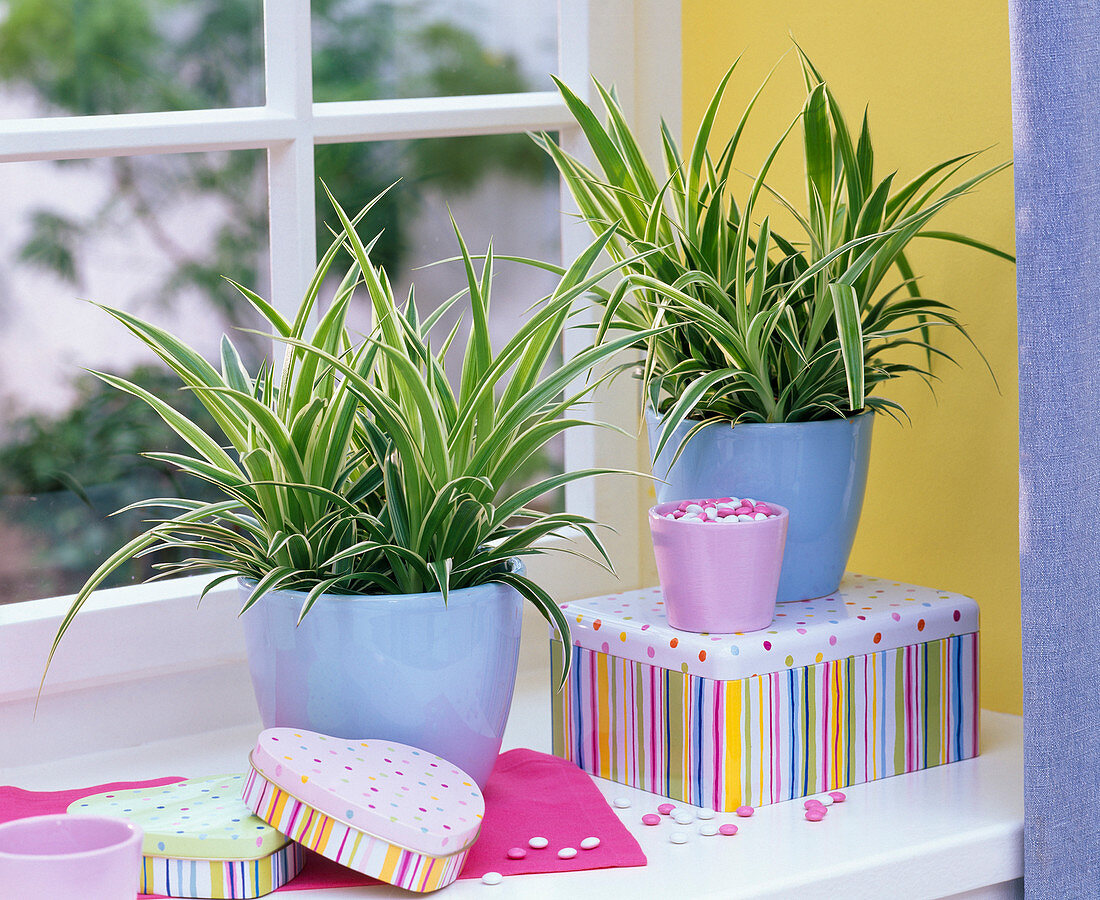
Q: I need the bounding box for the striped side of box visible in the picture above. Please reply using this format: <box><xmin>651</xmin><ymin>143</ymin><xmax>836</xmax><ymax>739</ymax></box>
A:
<box><xmin>552</xmin><ymin>633</ymin><xmax>979</xmax><ymax>810</ymax></box>
<box><xmin>139</xmin><ymin>841</ymin><xmax>303</xmax><ymax>899</ymax></box>
<box><xmin>242</xmin><ymin>769</ymin><xmax>468</xmax><ymax>893</ymax></box>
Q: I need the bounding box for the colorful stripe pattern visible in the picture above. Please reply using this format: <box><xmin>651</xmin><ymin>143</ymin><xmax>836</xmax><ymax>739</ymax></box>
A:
<box><xmin>138</xmin><ymin>842</ymin><xmax>303</xmax><ymax>899</ymax></box>
<box><xmin>242</xmin><ymin>769</ymin><xmax>469</xmax><ymax>893</ymax></box>
<box><xmin>552</xmin><ymin>632</ymin><xmax>979</xmax><ymax>810</ymax></box>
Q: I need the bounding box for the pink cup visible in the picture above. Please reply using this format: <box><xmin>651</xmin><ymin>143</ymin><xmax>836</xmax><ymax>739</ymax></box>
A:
<box><xmin>0</xmin><ymin>814</ymin><xmax>143</xmax><ymax>900</ymax></box>
<box><xmin>648</xmin><ymin>500</ymin><xmax>789</xmax><ymax>633</ymax></box>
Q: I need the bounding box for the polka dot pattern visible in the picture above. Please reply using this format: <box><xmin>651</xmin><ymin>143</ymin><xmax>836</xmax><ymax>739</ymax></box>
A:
<box><xmin>251</xmin><ymin>728</ymin><xmax>484</xmax><ymax>858</ymax></box>
<box><xmin>555</xmin><ymin>575</ymin><xmax>979</xmax><ymax>678</ymax></box>
<box><xmin>67</xmin><ymin>775</ymin><xmax>285</xmax><ymax>860</ymax></box>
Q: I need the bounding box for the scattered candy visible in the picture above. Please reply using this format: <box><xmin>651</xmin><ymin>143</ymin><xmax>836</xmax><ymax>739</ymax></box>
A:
<box><xmin>557</xmin><ymin>847</ymin><xmax>577</xmax><ymax>859</ymax></box>
<box><xmin>805</xmin><ymin>808</ymin><xmax>826</xmax><ymax>822</ymax></box>
<box><xmin>669</xmin><ymin>832</ymin><xmax>689</xmax><ymax>844</ymax></box>
<box><xmin>829</xmin><ymin>791</ymin><xmax>847</xmax><ymax>803</ymax></box>
<box><xmin>673</xmin><ymin>811</ymin><xmax>694</xmax><ymax>825</ymax></box>
<box><xmin>696</xmin><ymin>807</ymin><xmax>715</xmax><ymax>820</ymax></box>
<box><xmin>613</xmin><ymin>797</ymin><xmax>631</xmax><ymax>809</ymax></box>
<box><xmin>506</xmin><ymin>847</ymin><xmax>527</xmax><ymax>860</ymax></box>
<box><xmin>718</xmin><ymin>823</ymin><xmax>738</xmax><ymax>836</ymax></box>
<box><xmin>528</xmin><ymin>836</ymin><xmax>549</xmax><ymax>849</ymax></box>
<box><xmin>580</xmin><ymin>837</ymin><xmax>600</xmax><ymax>850</ymax></box>
<box><xmin>657</xmin><ymin>803</ymin><xmax>675</xmax><ymax>815</ymax></box>
<box><xmin>482</xmin><ymin>872</ymin><xmax>503</xmax><ymax>885</ymax></box>
<box><xmin>663</xmin><ymin>497</ymin><xmax>781</xmax><ymax>524</ymax></box>
<box><xmin>698</xmin><ymin>823</ymin><xmax>719</xmax><ymax>836</ymax></box>
<box><xmin>735</xmin><ymin>805</ymin><xmax>754</xmax><ymax>818</ymax></box>
<box><xmin>642</xmin><ymin>814</ymin><xmax>661</xmax><ymax>826</ymax></box>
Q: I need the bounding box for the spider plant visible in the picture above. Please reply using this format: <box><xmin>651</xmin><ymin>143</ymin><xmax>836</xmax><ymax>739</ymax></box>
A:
<box><xmin>45</xmin><ymin>186</ymin><xmax>658</xmax><ymax>689</ymax></box>
<box><xmin>533</xmin><ymin>48</ymin><xmax>1013</xmax><ymax>463</ymax></box>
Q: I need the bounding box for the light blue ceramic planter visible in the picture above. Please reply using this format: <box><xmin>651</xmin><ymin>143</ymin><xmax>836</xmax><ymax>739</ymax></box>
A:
<box><xmin>240</xmin><ymin>562</ymin><xmax>524</xmax><ymax>788</ymax></box>
<box><xmin>646</xmin><ymin>408</ymin><xmax>874</xmax><ymax>603</ymax></box>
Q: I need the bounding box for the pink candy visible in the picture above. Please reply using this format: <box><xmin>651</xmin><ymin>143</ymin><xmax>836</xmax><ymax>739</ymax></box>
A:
<box><xmin>804</xmin><ymin>799</ymin><xmax>825</xmax><ymax>810</ymax></box>
<box><xmin>657</xmin><ymin>803</ymin><xmax>675</xmax><ymax>815</ymax></box>
<box><xmin>805</xmin><ymin>808</ymin><xmax>827</xmax><ymax>822</ymax></box>
<box><xmin>506</xmin><ymin>847</ymin><xmax>527</xmax><ymax>859</ymax></box>
<box><xmin>642</xmin><ymin>814</ymin><xmax>661</xmax><ymax>826</ymax></box>
<box><xmin>664</xmin><ymin>497</ymin><xmax>779</xmax><ymax>525</ymax></box>
<box><xmin>829</xmin><ymin>791</ymin><xmax>846</xmax><ymax>803</ymax></box>
<box><xmin>735</xmin><ymin>805</ymin><xmax>754</xmax><ymax>817</ymax></box>
<box><xmin>718</xmin><ymin>823</ymin><xmax>738</xmax><ymax>836</ymax></box>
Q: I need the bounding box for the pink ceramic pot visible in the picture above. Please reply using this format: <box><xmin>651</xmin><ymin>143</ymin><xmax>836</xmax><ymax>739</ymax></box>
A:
<box><xmin>0</xmin><ymin>814</ymin><xmax>143</xmax><ymax>900</ymax></box>
<box><xmin>648</xmin><ymin>500</ymin><xmax>789</xmax><ymax>633</ymax></box>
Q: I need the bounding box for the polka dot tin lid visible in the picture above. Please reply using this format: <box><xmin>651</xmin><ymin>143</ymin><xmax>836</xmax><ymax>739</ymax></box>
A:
<box><xmin>556</xmin><ymin>573</ymin><xmax>979</xmax><ymax>679</ymax></box>
<box><xmin>67</xmin><ymin>775</ymin><xmax>287</xmax><ymax>860</ymax></box>
<box><xmin>249</xmin><ymin>729</ymin><xmax>484</xmax><ymax>858</ymax></box>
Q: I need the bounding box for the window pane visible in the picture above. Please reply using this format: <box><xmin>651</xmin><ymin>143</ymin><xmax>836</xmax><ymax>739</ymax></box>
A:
<box><xmin>314</xmin><ymin>133</ymin><xmax>565</xmax><ymax>510</ymax></box>
<box><xmin>312</xmin><ymin>0</ymin><xmax>557</xmax><ymax>102</ymax></box>
<box><xmin>0</xmin><ymin>0</ymin><xmax>264</xmax><ymax>118</ymax></box>
<box><xmin>0</xmin><ymin>150</ymin><xmax>269</xmax><ymax>604</ymax></box>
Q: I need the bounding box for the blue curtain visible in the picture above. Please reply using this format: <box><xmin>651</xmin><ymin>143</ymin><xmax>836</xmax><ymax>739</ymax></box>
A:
<box><xmin>1008</xmin><ymin>1</ymin><xmax>1100</xmax><ymax>894</ymax></box>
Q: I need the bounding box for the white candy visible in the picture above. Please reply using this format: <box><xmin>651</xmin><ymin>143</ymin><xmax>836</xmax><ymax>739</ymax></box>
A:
<box><xmin>812</xmin><ymin>793</ymin><xmax>835</xmax><ymax>807</ymax></box>
<box><xmin>753</xmin><ymin>512</ymin><xmax>767</xmax><ymax>520</ymax></box>
<box><xmin>673</xmin><ymin>811</ymin><xmax>694</xmax><ymax>825</ymax></box>
<box><xmin>718</xmin><ymin>500</ymin><xmax>738</xmax><ymax>509</ymax></box>
<box><xmin>684</xmin><ymin>518</ymin><xmax>705</xmax><ymax>524</ymax></box>
<box><xmin>696</xmin><ymin>807</ymin><xmax>715</xmax><ymax>820</ymax></box>
<box><xmin>482</xmin><ymin>872</ymin><xmax>504</xmax><ymax>885</ymax></box>
<box><xmin>528</xmin><ymin>836</ymin><xmax>549</xmax><ymax>849</ymax></box>
<box><xmin>580</xmin><ymin>836</ymin><xmax>600</xmax><ymax>850</ymax></box>
<box><xmin>685</xmin><ymin>504</ymin><xmax>703</xmax><ymax>514</ymax></box>
<box><xmin>558</xmin><ymin>847</ymin><xmax>577</xmax><ymax>859</ymax></box>
<box><xmin>613</xmin><ymin>797</ymin><xmax>631</xmax><ymax>809</ymax></box>
<box><xmin>737</xmin><ymin>514</ymin><xmax>754</xmax><ymax>522</ymax></box>
<box><xmin>669</xmin><ymin>832</ymin><xmax>689</xmax><ymax>844</ymax></box>
<box><xmin>698</xmin><ymin>823</ymin><xmax>719</xmax><ymax>836</ymax></box>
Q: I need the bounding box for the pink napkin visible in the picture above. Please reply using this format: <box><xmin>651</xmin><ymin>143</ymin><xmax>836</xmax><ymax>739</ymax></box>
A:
<box><xmin>0</xmin><ymin>748</ymin><xmax>645</xmax><ymax>894</ymax></box>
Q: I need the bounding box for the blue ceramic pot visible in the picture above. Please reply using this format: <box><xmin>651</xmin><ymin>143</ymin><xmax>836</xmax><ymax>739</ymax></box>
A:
<box><xmin>646</xmin><ymin>408</ymin><xmax>873</xmax><ymax>602</ymax></box>
<box><xmin>240</xmin><ymin>562</ymin><xmax>524</xmax><ymax>788</ymax></box>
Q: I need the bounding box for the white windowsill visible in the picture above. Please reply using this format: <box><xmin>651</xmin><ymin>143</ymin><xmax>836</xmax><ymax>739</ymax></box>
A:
<box><xmin>2</xmin><ymin>601</ymin><xmax>1023</xmax><ymax>900</ymax></box>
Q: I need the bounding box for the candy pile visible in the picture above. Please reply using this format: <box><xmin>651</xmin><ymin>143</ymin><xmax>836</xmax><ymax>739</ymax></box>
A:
<box><xmin>659</xmin><ymin>497</ymin><xmax>779</xmax><ymax>524</ymax></box>
<box><xmin>619</xmin><ymin>790</ymin><xmax>850</xmax><ymax>846</ymax></box>
<box><xmin>803</xmin><ymin>790</ymin><xmax>846</xmax><ymax>821</ymax></box>
<box><xmin>639</xmin><ymin>800</ymin><xmax>739</xmax><ymax>844</ymax></box>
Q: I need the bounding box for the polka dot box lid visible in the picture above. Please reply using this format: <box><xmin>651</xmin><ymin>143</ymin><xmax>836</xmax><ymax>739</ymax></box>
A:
<box><xmin>557</xmin><ymin>573</ymin><xmax>979</xmax><ymax>678</ymax></box>
<box><xmin>67</xmin><ymin>775</ymin><xmax>287</xmax><ymax>860</ymax></box>
<box><xmin>249</xmin><ymin>729</ymin><xmax>484</xmax><ymax>858</ymax></box>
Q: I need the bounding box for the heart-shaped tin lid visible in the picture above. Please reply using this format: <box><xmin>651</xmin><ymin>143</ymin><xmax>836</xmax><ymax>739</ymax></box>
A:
<box><xmin>68</xmin><ymin>774</ymin><xmax>288</xmax><ymax>860</ymax></box>
<box><xmin>249</xmin><ymin>728</ymin><xmax>484</xmax><ymax>857</ymax></box>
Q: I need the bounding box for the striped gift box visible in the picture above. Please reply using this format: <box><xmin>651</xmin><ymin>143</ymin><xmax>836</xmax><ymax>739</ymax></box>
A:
<box><xmin>551</xmin><ymin>574</ymin><xmax>979</xmax><ymax>810</ymax></box>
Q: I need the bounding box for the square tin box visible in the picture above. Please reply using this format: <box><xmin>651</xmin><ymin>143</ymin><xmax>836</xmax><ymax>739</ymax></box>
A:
<box><xmin>550</xmin><ymin>574</ymin><xmax>979</xmax><ymax>811</ymax></box>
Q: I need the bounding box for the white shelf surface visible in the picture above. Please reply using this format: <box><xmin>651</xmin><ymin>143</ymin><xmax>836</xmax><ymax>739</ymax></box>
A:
<box><xmin>3</xmin><ymin>625</ymin><xmax>1023</xmax><ymax>899</ymax></box>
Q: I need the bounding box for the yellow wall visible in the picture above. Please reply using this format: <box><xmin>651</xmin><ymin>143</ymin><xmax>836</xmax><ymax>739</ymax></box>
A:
<box><xmin>681</xmin><ymin>1</ymin><xmax>1020</xmax><ymax>713</ymax></box>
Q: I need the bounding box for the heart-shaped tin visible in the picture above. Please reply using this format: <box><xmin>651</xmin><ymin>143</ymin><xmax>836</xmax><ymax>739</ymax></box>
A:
<box><xmin>68</xmin><ymin>774</ymin><xmax>303</xmax><ymax>898</ymax></box>
<box><xmin>243</xmin><ymin>728</ymin><xmax>484</xmax><ymax>893</ymax></box>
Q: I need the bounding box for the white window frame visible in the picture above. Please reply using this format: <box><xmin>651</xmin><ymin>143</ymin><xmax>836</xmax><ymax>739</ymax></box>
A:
<box><xmin>0</xmin><ymin>0</ymin><xmax>681</xmax><ymax>722</ymax></box>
